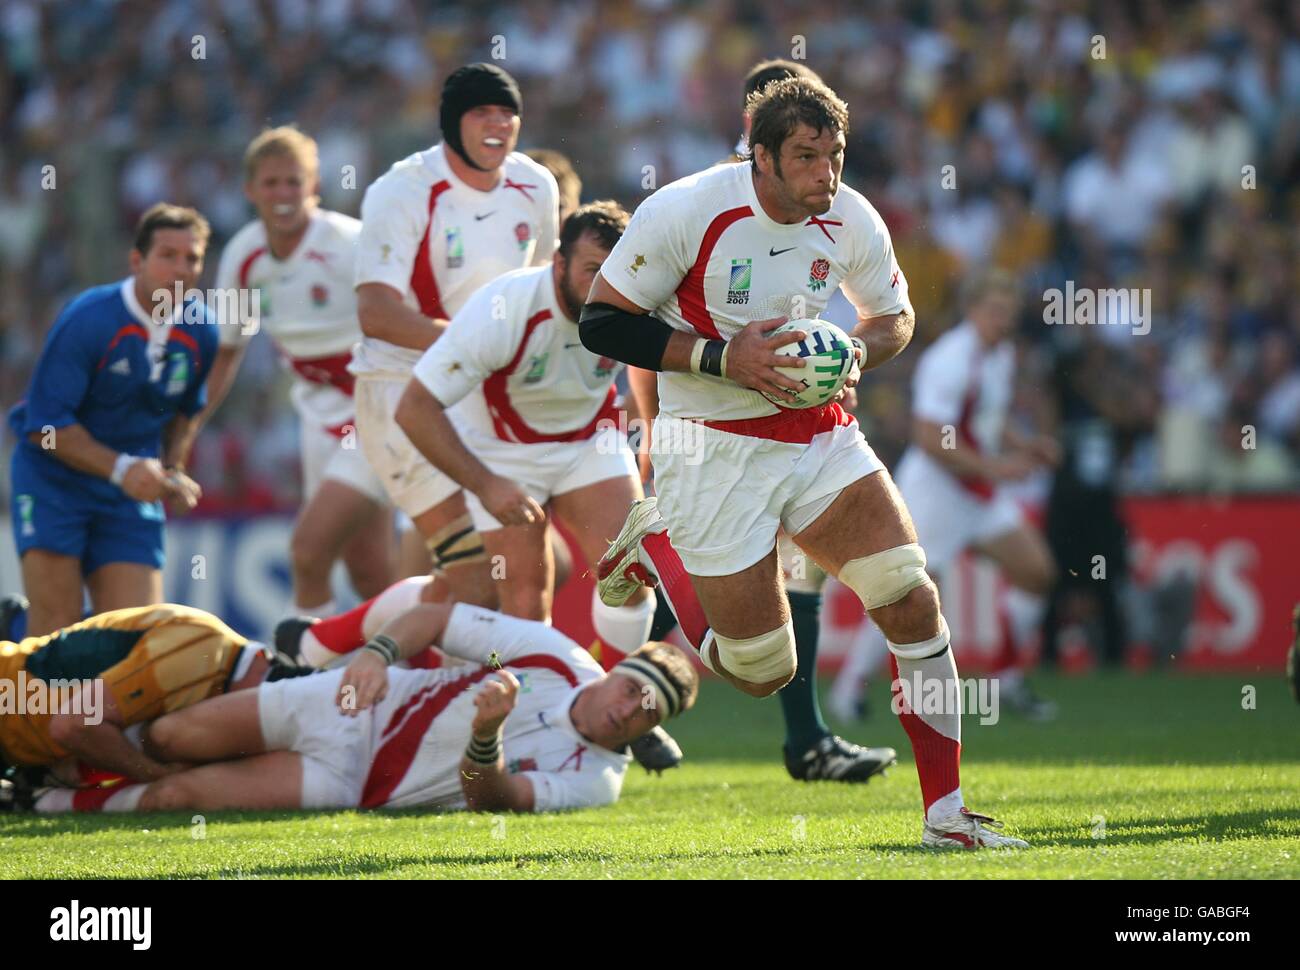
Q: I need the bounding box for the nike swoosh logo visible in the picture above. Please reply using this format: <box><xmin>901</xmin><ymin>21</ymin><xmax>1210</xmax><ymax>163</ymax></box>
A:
<box><xmin>475</xmin><ymin>211</ymin><xmax>496</xmax><ymax>221</ymax></box>
<box><xmin>769</xmin><ymin>246</ymin><xmax>797</xmax><ymax>256</ymax></box>
<box><xmin>564</xmin><ymin>343</ymin><xmax>584</xmax><ymax>349</ymax></box>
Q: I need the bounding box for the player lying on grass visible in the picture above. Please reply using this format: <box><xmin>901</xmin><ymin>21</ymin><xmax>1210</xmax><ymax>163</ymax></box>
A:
<box><xmin>0</xmin><ymin>602</ymin><xmax>302</xmax><ymax>789</ymax></box>
<box><xmin>24</xmin><ymin>603</ymin><xmax>698</xmax><ymax>815</ymax></box>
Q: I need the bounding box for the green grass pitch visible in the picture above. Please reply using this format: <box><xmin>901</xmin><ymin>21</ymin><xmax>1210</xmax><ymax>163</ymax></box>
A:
<box><xmin>2</xmin><ymin>672</ymin><xmax>1297</xmax><ymax>879</ymax></box>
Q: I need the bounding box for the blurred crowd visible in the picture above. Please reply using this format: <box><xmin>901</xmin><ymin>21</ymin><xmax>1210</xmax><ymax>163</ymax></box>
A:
<box><xmin>2</xmin><ymin>0</ymin><xmax>1298</xmax><ymax>513</ymax></box>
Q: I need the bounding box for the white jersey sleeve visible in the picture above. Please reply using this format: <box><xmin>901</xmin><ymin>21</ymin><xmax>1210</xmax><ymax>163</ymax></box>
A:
<box><xmin>213</xmin><ymin>223</ymin><xmax>263</xmax><ymax>349</ymax></box>
<box><xmin>911</xmin><ymin>334</ymin><xmax>966</xmax><ymax>425</ymax></box>
<box><xmin>522</xmin><ymin>763</ymin><xmax>624</xmax><ymax>813</ymax></box>
<box><xmin>411</xmin><ymin>283</ymin><xmax>517</xmax><ymax>408</ymax></box>
<box><xmin>839</xmin><ymin>188</ymin><xmax>909</xmax><ymax>320</ymax></box>
<box><xmin>600</xmin><ymin>190</ymin><xmax>691</xmax><ymax>312</ymax></box>
<box><xmin>439</xmin><ymin>604</ymin><xmax>590</xmax><ymax>669</ymax></box>
<box><xmin>354</xmin><ymin>169</ymin><xmax>428</xmax><ymax>300</ymax></box>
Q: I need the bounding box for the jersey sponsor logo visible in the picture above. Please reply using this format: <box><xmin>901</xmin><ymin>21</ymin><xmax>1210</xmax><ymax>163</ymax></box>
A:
<box><xmin>310</xmin><ymin>284</ymin><xmax>329</xmax><ymax>307</ymax></box>
<box><xmin>446</xmin><ymin>227</ymin><xmax>464</xmax><ymax>268</ymax></box>
<box><xmin>379</xmin><ymin>243</ymin><xmax>393</xmax><ymax>264</ymax></box>
<box><xmin>507</xmin><ymin>757</ymin><xmax>538</xmax><ymax>774</ymax></box>
<box><xmin>164</xmin><ymin>352</ymin><xmax>189</xmax><ymax>397</ymax></box>
<box><xmin>474</xmin><ymin>211</ymin><xmax>496</xmax><ymax>221</ymax></box>
<box><xmin>628</xmin><ymin>254</ymin><xmax>647</xmax><ymax>276</ymax></box>
<box><xmin>16</xmin><ymin>494</ymin><xmax>35</xmax><ymax>537</ymax></box>
<box><xmin>522</xmin><ymin>352</ymin><xmax>549</xmax><ymax>384</ymax></box>
<box><xmin>807</xmin><ymin>258</ymin><xmax>830</xmax><ymax>292</ymax></box>
<box><xmin>769</xmin><ymin>245</ymin><xmax>797</xmax><ymax>256</ymax></box>
<box><xmin>514</xmin><ymin>221</ymin><xmax>532</xmax><ymax>250</ymax></box>
<box><xmin>726</xmin><ymin>257</ymin><xmax>753</xmax><ymax>305</ymax></box>
<box><xmin>305</xmin><ymin>249</ymin><xmax>330</xmax><ymax>265</ymax></box>
<box><xmin>109</xmin><ymin>358</ymin><xmax>132</xmax><ymax>376</ymax></box>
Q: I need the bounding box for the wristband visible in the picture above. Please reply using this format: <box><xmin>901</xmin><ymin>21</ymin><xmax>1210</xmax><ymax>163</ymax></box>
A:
<box><xmin>363</xmin><ymin>633</ymin><xmax>401</xmax><ymax>666</ymax></box>
<box><xmin>465</xmin><ymin>730</ymin><xmax>503</xmax><ymax>765</ymax></box>
<box><xmin>109</xmin><ymin>453</ymin><xmax>140</xmax><ymax>487</ymax></box>
<box><xmin>849</xmin><ymin>337</ymin><xmax>867</xmax><ymax>367</ymax></box>
<box><xmin>691</xmin><ymin>339</ymin><xmax>727</xmax><ymax>378</ymax></box>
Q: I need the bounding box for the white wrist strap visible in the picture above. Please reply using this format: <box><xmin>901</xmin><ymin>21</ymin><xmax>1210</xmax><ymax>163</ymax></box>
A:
<box><xmin>110</xmin><ymin>453</ymin><xmax>139</xmax><ymax>487</ymax></box>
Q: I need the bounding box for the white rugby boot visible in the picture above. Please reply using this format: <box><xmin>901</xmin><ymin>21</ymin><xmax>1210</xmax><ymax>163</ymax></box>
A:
<box><xmin>922</xmin><ymin>807</ymin><xmax>1030</xmax><ymax>850</ymax></box>
<box><xmin>595</xmin><ymin>497</ymin><xmax>666</xmax><ymax>607</ymax></box>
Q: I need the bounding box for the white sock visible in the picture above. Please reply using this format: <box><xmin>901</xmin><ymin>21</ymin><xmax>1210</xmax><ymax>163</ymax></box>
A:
<box><xmin>591</xmin><ymin>589</ymin><xmax>656</xmax><ymax>655</ymax></box>
<box><xmin>831</xmin><ymin>619</ymin><xmax>888</xmax><ymax>705</ymax></box>
<box><xmin>36</xmin><ymin>783</ymin><xmax>147</xmax><ymax>814</ymax></box>
<box><xmin>927</xmin><ymin>789</ymin><xmax>965</xmax><ymax>823</ymax></box>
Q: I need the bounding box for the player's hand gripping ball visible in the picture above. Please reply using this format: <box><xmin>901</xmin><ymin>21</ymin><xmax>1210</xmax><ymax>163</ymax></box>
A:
<box><xmin>758</xmin><ymin>319</ymin><xmax>855</xmax><ymax>409</ymax></box>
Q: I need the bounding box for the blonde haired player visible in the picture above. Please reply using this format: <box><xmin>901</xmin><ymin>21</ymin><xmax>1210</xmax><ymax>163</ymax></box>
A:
<box><xmin>582</xmin><ymin>77</ymin><xmax>1028</xmax><ymax>848</ymax></box>
<box><xmin>205</xmin><ymin>126</ymin><xmax>395</xmax><ymax>621</ymax></box>
<box><xmin>348</xmin><ymin>63</ymin><xmax>558</xmax><ymax>636</ymax></box>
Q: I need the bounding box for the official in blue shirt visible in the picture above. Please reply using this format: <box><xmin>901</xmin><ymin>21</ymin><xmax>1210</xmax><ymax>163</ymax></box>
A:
<box><xmin>9</xmin><ymin>203</ymin><xmax>218</xmax><ymax>636</ymax></box>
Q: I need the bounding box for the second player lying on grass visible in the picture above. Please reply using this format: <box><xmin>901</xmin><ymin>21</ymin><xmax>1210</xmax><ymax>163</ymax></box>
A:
<box><xmin>30</xmin><ymin>603</ymin><xmax>697</xmax><ymax>814</ymax></box>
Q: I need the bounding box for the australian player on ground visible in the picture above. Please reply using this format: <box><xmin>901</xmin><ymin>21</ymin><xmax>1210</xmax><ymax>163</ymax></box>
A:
<box><xmin>580</xmin><ymin>77</ymin><xmax>1028</xmax><ymax>848</ymax></box>
<box><xmin>7</xmin><ymin>205</ymin><xmax>214</xmax><ymax>640</ymax></box>
<box><xmin>348</xmin><ymin>63</ymin><xmax>558</xmax><ymax>636</ymax></box>
<box><xmin>0</xmin><ymin>603</ymin><xmax>301</xmax><ymax>804</ymax></box>
<box><xmin>625</xmin><ymin>58</ymin><xmax>897</xmax><ymax>784</ymax></box>
<box><xmin>25</xmin><ymin>603</ymin><xmax>697</xmax><ymax>815</ymax></box>
<box><xmin>831</xmin><ymin>270</ymin><xmax>1059</xmax><ymax>722</ymax></box>
<box><xmin>204</xmin><ymin>126</ymin><xmax>395</xmax><ymax>621</ymax></box>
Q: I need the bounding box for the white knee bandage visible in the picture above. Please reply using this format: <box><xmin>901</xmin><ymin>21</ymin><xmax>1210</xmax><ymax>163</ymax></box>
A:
<box><xmin>838</xmin><ymin>543</ymin><xmax>930</xmax><ymax>611</ymax></box>
<box><xmin>888</xmin><ymin>616</ymin><xmax>951</xmax><ymax>661</ymax></box>
<box><xmin>707</xmin><ymin>622</ymin><xmax>797</xmax><ymax>685</ymax></box>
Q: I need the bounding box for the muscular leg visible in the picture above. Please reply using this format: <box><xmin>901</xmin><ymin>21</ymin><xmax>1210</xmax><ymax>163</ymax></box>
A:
<box><xmin>479</xmin><ymin>518</ymin><xmax>552</xmax><ymax>621</ymax></box>
<box><xmin>85</xmin><ymin>562</ymin><xmax>162</xmax><ymax>615</ymax></box>
<box><xmin>690</xmin><ymin>548</ymin><xmax>792</xmax><ymax>697</ymax></box>
<box><xmin>20</xmin><ymin>549</ymin><xmax>83</xmax><ymax>636</ymax></box>
<box><xmin>412</xmin><ymin>492</ymin><xmax>495</xmax><ymax>609</ymax></box>
<box><xmin>138</xmin><ymin>751</ymin><xmax>304</xmax><ymax>811</ymax></box>
<box><xmin>143</xmin><ymin>690</ymin><xmax>267</xmax><ymax>764</ymax></box>
<box><xmin>973</xmin><ymin>524</ymin><xmax>1057</xmax><ymax>597</ymax></box>
<box><xmin>794</xmin><ymin>471</ymin><xmax>965</xmax><ymax>821</ymax></box>
<box><xmin>291</xmin><ymin>479</ymin><xmax>393</xmax><ymax>610</ymax></box>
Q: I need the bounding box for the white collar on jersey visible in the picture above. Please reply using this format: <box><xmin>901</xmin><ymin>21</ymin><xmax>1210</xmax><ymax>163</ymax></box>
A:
<box><xmin>120</xmin><ymin>275</ymin><xmax>183</xmax><ymax>360</ymax></box>
<box><xmin>536</xmin><ymin>684</ymin><xmax>631</xmax><ymax>760</ymax></box>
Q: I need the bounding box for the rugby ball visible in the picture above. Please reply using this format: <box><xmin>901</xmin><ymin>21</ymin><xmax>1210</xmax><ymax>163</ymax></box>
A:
<box><xmin>758</xmin><ymin>318</ymin><xmax>855</xmax><ymax>409</ymax></box>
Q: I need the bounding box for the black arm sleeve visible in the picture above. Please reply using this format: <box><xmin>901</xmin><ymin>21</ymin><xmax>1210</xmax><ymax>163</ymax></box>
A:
<box><xmin>578</xmin><ymin>302</ymin><xmax>676</xmax><ymax>372</ymax></box>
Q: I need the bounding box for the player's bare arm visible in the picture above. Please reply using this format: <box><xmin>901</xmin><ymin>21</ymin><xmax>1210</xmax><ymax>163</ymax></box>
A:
<box><xmin>581</xmin><ymin>273</ymin><xmax>806</xmax><ymax>402</ymax></box>
<box><xmin>29</xmin><ymin>423</ymin><xmax>172</xmax><ymax>503</ymax></box>
<box><xmin>355</xmin><ymin>282</ymin><xmax>449</xmax><ymax>353</ymax></box>
<box><xmin>460</xmin><ymin>671</ymin><xmax>535</xmax><ymax>813</ymax></box>
<box><xmin>335</xmin><ymin>601</ymin><xmax>457</xmax><ymax>714</ymax></box>
<box><xmin>851</xmin><ymin>305</ymin><xmax>915</xmax><ymax>373</ymax></box>
<box><xmin>913</xmin><ymin>417</ymin><xmax>1035</xmax><ymax>482</ymax></box>
<box><xmin>48</xmin><ymin>684</ymin><xmax>183</xmax><ymax>782</ymax></box>
<box><xmin>394</xmin><ymin>379</ymin><xmax>544</xmax><ymax>528</ymax></box>
<box><xmin>193</xmin><ymin>344</ymin><xmax>246</xmax><ymax>428</ymax></box>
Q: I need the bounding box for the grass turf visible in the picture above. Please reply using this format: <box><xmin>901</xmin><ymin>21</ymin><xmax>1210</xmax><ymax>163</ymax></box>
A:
<box><xmin>2</xmin><ymin>672</ymin><xmax>1297</xmax><ymax>879</ymax></box>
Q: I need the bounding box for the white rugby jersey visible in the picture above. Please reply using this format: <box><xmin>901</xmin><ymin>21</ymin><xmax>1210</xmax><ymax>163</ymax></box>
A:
<box><xmin>215</xmin><ymin>208</ymin><xmax>363</xmax><ymax>431</ymax></box>
<box><xmin>360</xmin><ymin>606</ymin><xmax>629</xmax><ymax>812</ymax></box>
<box><xmin>351</xmin><ymin>144</ymin><xmax>559</xmax><ymax>377</ymax></box>
<box><xmin>601</xmin><ymin>162</ymin><xmax>909</xmax><ymax>424</ymax></box>
<box><xmin>902</xmin><ymin>320</ymin><xmax>1015</xmax><ymax>499</ymax></box>
<box><xmin>412</xmin><ymin>265</ymin><xmax>620</xmax><ymax>442</ymax></box>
